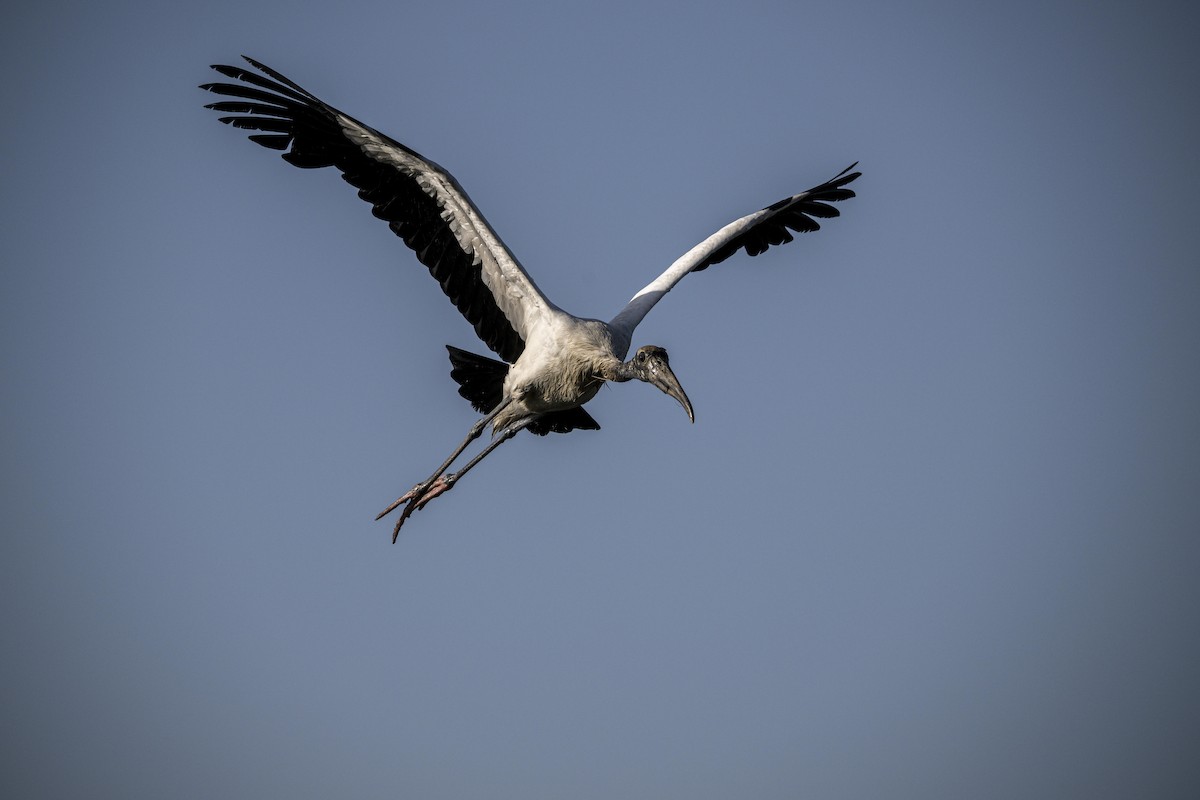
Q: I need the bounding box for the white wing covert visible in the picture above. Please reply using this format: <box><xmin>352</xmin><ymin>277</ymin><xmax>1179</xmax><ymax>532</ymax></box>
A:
<box><xmin>609</xmin><ymin>164</ymin><xmax>860</xmax><ymax>340</ymax></box>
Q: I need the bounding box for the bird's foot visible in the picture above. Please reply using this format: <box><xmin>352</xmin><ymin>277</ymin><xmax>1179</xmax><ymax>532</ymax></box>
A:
<box><xmin>412</xmin><ymin>474</ymin><xmax>454</xmax><ymax>509</ymax></box>
<box><xmin>375</xmin><ymin>488</ymin><xmax>418</xmax><ymax>522</ymax></box>
<box><xmin>380</xmin><ymin>475</ymin><xmax>457</xmax><ymax>542</ymax></box>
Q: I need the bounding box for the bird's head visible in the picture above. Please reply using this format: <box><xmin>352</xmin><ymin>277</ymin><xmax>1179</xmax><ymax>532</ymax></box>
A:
<box><xmin>627</xmin><ymin>345</ymin><xmax>694</xmax><ymax>423</ymax></box>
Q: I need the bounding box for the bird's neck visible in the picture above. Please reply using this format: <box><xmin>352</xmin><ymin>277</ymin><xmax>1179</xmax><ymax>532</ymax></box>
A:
<box><xmin>597</xmin><ymin>356</ymin><xmax>637</xmax><ymax>384</ymax></box>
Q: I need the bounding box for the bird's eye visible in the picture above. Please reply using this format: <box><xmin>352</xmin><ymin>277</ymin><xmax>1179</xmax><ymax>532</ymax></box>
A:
<box><xmin>635</xmin><ymin>351</ymin><xmax>646</xmax><ymax>363</ymax></box>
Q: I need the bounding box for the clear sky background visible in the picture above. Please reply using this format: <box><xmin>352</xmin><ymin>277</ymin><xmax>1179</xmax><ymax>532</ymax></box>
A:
<box><xmin>3</xmin><ymin>1</ymin><xmax>1198</xmax><ymax>798</ymax></box>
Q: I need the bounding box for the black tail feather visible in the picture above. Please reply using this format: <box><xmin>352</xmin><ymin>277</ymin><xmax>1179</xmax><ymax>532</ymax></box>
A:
<box><xmin>446</xmin><ymin>346</ymin><xmax>600</xmax><ymax>436</ymax></box>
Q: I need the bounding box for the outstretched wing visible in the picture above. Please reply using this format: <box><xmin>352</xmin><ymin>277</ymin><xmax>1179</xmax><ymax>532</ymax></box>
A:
<box><xmin>201</xmin><ymin>56</ymin><xmax>560</xmax><ymax>364</ymax></box>
<box><xmin>608</xmin><ymin>164</ymin><xmax>860</xmax><ymax>339</ymax></box>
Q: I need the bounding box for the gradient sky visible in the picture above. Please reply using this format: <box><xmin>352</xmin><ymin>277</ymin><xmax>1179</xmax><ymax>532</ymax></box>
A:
<box><xmin>3</xmin><ymin>1</ymin><xmax>1198</xmax><ymax>798</ymax></box>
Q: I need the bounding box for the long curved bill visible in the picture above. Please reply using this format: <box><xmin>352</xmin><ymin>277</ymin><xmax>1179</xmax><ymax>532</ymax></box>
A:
<box><xmin>648</xmin><ymin>362</ymin><xmax>695</xmax><ymax>423</ymax></box>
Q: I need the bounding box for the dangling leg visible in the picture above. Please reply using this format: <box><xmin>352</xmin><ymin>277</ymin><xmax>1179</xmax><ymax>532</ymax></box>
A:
<box><xmin>376</xmin><ymin>399</ymin><xmax>511</xmax><ymax>520</ymax></box>
<box><xmin>382</xmin><ymin>416</ymin><xmax>534</xmax><ymax>541</ymax></box>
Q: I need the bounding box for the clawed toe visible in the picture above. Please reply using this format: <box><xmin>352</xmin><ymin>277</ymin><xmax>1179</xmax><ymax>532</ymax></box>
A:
<box><xmin>413</xmin><ymin>476</ymin><xmax>453</xmax><ymax>510</ymax></box>
<box><xmin>386</xmin><ymin>475</ymin><xmax>457</xmax><ymax>542</ymax></box>
<box><xmin>376</xmin><ymin>487</ymin><xmax>419</xmax><ymax>521</ymax></box>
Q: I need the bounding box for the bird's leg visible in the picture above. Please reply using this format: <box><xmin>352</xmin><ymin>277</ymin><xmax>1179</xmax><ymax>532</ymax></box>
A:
<box><xmin>376</xmin><ymin>399</ymin><xmax>511</xmax><ymax>520</ymax></box>
<box><xmin>386</xmin><ymin>416</ymin><xmax>534</xmax><ymax>541</ymax></box>
<box><xmin>376</xmin><ymin>400</ymin><xmax>512</xmax><ymax>539</ymax></box>
<box><xmin>431</xmin><ymin>416</ymin><xmax>533</xmax><ymax>493</ymax></box>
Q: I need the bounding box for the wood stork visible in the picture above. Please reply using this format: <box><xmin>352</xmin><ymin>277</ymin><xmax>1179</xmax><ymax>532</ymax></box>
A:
<box><xmin>201</xmin><ymin>57</ymin><xmax>860</xmax><ymax>539</ymax></box>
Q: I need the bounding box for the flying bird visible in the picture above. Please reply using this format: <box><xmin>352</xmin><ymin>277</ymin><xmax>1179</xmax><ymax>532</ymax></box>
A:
<box><xmin>201</xmin><ymin>57</ymin><xmax>860</xmax><ymax>540</ymax></box>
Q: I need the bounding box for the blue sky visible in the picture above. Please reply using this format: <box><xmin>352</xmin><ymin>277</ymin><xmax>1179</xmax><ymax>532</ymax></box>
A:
<box><xmin>3</xmin><ymin>1</ymin><xmax>1198</xmax><ymax>798</ymax></box>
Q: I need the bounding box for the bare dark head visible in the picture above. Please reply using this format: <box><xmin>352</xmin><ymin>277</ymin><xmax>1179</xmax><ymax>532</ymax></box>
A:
<box><xmin>628</xmin><ymin>345</ymin><xmax>694</xmax><ymax>423</ymax></box>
